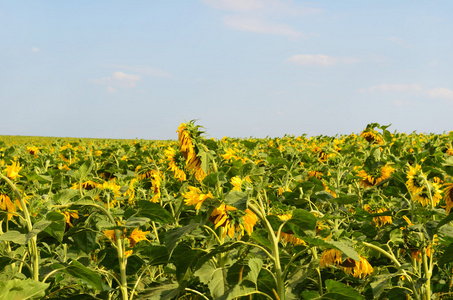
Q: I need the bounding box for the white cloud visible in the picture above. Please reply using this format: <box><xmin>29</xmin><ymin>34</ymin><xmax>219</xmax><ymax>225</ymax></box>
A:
<box><xmin>201</xmin><ymin>0</ymin><xmax>321</xmax><ymax>15</ymax></box>
<box><xmin>201</xmin><ymin>0</ymin><xmax>320</xmax><ymax>38</ymax></box>
<box><xmin>288</xmin><ymin>54</ymin><xmax>359</xmax><ymax>66</ymax></box>
<box><xmin>360</xmin><ymin>83</ymin><xmax>453</xmax><ymax>102</ymax></box>
<box><xmin>105</xmin><ymin>64</ymin><xmax>172</xmax><ymax>78</ymax></box>
<box><xmin>224</xmin><ymin>15</ymin><xmax>304</xmax><ymax>37</ymax></box>
<box><xmin>201</xmin><ymin>0</ymin><xmax>265</xmax><ymax>12</ymax></box>
<box><xmin>31</xmin><ymin>47</ymin><xmax>40</xmax><ymax>52</ymax></box>
<box><xmin>426</xmin><ymin>87</ymin><xmax>453</xmax><ymax>100</ymax></box>
<box><xmin>365</xmin><ymin>83</ymin><xmax>423</xmax><ymax>93</ymax></box>
<box><xmin>90</xmin><ymin>71</ymin><xmax>141</xmax><ymax>91</ymax></box>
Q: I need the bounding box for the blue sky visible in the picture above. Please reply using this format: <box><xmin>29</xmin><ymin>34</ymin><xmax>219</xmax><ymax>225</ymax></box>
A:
<box><xmin>1</xmin><ymin>1</ymin><xmax>452</xmax><ymax>140</ymax></box>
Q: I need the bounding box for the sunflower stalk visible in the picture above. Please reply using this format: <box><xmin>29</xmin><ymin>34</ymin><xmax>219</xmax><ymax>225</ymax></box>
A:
<box><xmin>362</xmin><ymin>241</ymin><xmax>420</xmax><ymax>300</ymax></box>
<box><xmin>74</xmin><ymin>202</ymin><xmax>129</xmax><ymax>300</ymax></box>
<box><xmin>248</xmin><ymin>201</ymin><xmax>286</xmax><ymax>300</ymax></box>
<box><xmin>0</xmin><ymin>174</ymin><xmax>40</xmax><ymax>281</ymax></box>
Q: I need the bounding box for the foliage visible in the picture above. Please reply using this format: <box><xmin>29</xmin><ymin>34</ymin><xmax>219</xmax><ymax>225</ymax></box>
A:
<box><xmin>1</xmin><ymin>123</ymin><xmax>453</xmax><ymax>299</ymax></box>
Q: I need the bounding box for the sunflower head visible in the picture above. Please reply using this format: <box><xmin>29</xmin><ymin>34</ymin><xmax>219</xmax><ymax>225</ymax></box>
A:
<box><xmin>360</xmin><ymin>124</ymin><xmax>385</xmax><ymax>145</ymax></box>
<box><xmin>176</xmin><ymin>121</ymin><xmax>207</xmax><ymax>181</ymax></box>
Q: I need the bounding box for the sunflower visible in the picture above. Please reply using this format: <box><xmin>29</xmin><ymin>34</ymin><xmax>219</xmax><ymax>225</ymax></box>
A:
<box><xmin>363</xmin><ymin>204</ymin><xmax>392</xmax><ymax>227</ymax></box>
<box><xmin>443</xmin><ymin>183</ymin><xmax>453</xmax><ymax>214</ymax></box>
<box><xmin>177</xmin><ymin>122</ymin><xmax>206</xmax><ymax>181</ymax></box>
<box><xmin>0</xmin><ymin>193</ymin><xmax>16</xmax><ymax>220</ymax></box>
<box><xmin>320</xmin><ymin>249</ymin><xmax>373</xmax><ymax>278</ymax></box>
<box><xmin>129</xmin><ymin>228</ymin><xmax>150</xmax><ymax>247</ymax></box>
<box><xmin>406</xmin><ymin>165</ymin><xmax>442</xmax><ymax>207</ymax></box>
<box><xmin>62</xmin><ymin>210</ymin><xmax>79</xmax><ymax>227</ymax></box>
<box><xmin>231</xmin><ymin>176</ymin><xmax>243</xmax><ymax>191</ymax></box>
<box><xmin>182</xmin><ymin>186</ymin><xmax>213</xmax><ymax>210</ymax></box>
<box><xmin>101</xmin><ymin>180</ymin><xmax>122</xmax><ymax>206</ymax></box>
<box><xmin>71</xmin><ymin>180</ymin><xmax>100</xmax><ymax>191</ymax></box>
<box><xmin>26</xmin><ymin>146</ymin><xmax>39</xmax><ymax>156</ymax></box>
<box><xmin>209</xmin><ymin>204</ymin><xmax>257</xmax><ymax>238</ymax></box>
<box><xmin>165</xmin><ymin>147</ymin><xmax>186</xmax><ymax>182</ymax></box>
<box><xmin>137</xmin><ymin>169</ymin><xmax>162</xmax><ymax>203</ymax></box>
<box><xmin>360</xmin><ymin>129</ymin><xmax>383</xmax><ymax>144</ymax></box>
<box><xmin>357</xmin><ymin>164</ymin><xmax>394</xmax><ymax>187</ymax></box>
<box><xmin>222</xmin><ymin>148</ymin><xmax>241</xmax><ymax>162</ymax></box>
<box><xmin>3</xmin><ymin>161</ymin><xmax>22</xmax><ymax>180</ymax></box>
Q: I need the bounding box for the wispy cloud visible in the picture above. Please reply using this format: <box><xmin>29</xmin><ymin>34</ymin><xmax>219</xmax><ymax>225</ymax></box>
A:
<box><xmin>201</xmin><ymin>0</ymin><xmax>320</xmax><ymax>38</ymax></box>
<box><xmin>105</xmin><ymin>64</ymin><xmax>172</xmax><ymax>78</ymax></box>
<box><xmin>359</xmin><ymin>83</ymin><xmax>453</xmax><ymax>102</ymax></box>
<box><xmin>223</xmin><ymin>15</ymin><xmax>304</xmax><ymax>38</ymax></box>
<box><xmin>201</xmin><ymin>0</ymin><xmax>321</xmax><ymax>15</ymax></box>
<box><xmin>288</xmin><ymin>54</ymin><xmax>360</xmax><ymax>66</ymax></box>
<box><xmin>90</xmin><ymin>71</ymin><xmax>141</xmax><ymax>92</ymax></box>
<box><xmin>31</xmin><ymin>46</ymin><xmax>40</xmax><ymax>52</ymax></box>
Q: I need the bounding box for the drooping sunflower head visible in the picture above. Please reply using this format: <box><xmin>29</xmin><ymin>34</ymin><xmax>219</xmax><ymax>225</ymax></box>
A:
<box><xmin>358</xmin><ymin>163</ymin><xmax>394</xmax><ymax>187</ymax></box>
<box><xmin>209</xmin><ymin>204</ymin><xmax>257</xmax><ymax>238</ymax></box>
<box><xmin>165</xmin><ymin>147</ymin><xmax>187</xmax><ymax>182</ymax></box>
<box><xmin>443</xmin><ymin>183</ymin><xmax>453</xmax><ymax>214</ymax></box>
<box><xmin>320</xmin><ymin>249</ymin><xmax>373</xmax><ymax>278</ymax></box>
<box><xmin>176</xmin><ymin>121</ymin><xmax>207</xmax><ymax>181</ymax></box>
<box><xmin>406</xmin><ymin>165</ymin><xmax>443</xmax><ymax>207</ymax></box>
<box><xmin>406</xmin><ymin>164</ymin><xmax>425</xmax><ymax>194</ymax></box>
<box><xmin>360</xmin><ymin>128</ymin><xmax>384</xmax><ymax>145</ymax></box>
<box><xmin>363</xmin><ymin>204</ymin><xmax>392</xmax><ymax>227</ymax></box>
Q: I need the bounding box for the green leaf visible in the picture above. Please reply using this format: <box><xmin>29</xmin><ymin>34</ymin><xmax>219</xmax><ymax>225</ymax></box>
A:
<box><xmin>71</xmin><ymin>229</ymin><xmax>98</xmax><ymax>254</ymax></box>
<box><xmin>172</xmin><ymin>242</ymin><xmax>206</xmax><ymax>281</ymax></box>
<box><xmin>164</xmin><ymin>220</ymin><xmax>199</xmax><ymax>252</ymax></box>
<box><xmin>389</xmin><ymin>229</ymin><xmax>404</xmax><ymax>245</ymax></box>
<box><xmin>26</xmin><ymin>220</ymin><xmax>52</xmax><ymax>242</ymax></box>
<box><xmin>0</xmin><ymin>279</ymin><xmax>49</xmax><ymax>300</ymax></box>
<box><xmin>126</xmin><ymin>255</ymin><xmax>145</xmax><ymax>274</ymax></box>
<box><xmin>72</xmin><ymin>160</ymin><xmax>94</xmax><ymax>182</ymax></box>
<box><xmin>62</xmin><ymin>260</ymin><xmax>104</xmax><ymax>291</ymax></box>
<box><xmin>244</xmin><ymin>257</ymin><xmax>263</xmax><ymax>284</ymax></box>
<box><xmin>124</xmin><ymin>217</ymin><xmax>151</xmax><ymax>228</ymax></box>
<box><xmin>43</xmin><ymin>211</ymin><xmax>66</xmax><ymax>242</ymax></box>
<box><xmin>285</xmin><ymin>209</ymin><xmax>317</xmax><ymax>237</ymax></box>
<box><xmin>138</xmin><ymin>245</ymin><xmax>169</xmax><ymax>266</ymax></box>
<box><xmin>136</xmin><ymin>201</ymin><xmax>174</xmax><ymax>224</ymax></box>
<box><xmin>302</xmin><ymin>237</ymin><xmax>360</xmax><ymax>261</ymax></box>
<box><xmin>0</xmin><ymin>231</ymin><xmax>27</xmax><ymax>245</ymax></box>
<box><xmin>321</xmin><ymin>279</ymin><xmax>364</xmax><ymax>300</ymax></box>
<box><xmin>439</xmin><ymin>242</ymin><xmax>453</xmax><ymax>266</ymax></box>
<box><xmin>436</xmin><ymin>213</ymin><xmax>453</xmax><ymax>231</ymax></box>
<box><xmin>194</xmin><ymin>262</ymin><xmax>228</xmax><ymax>299</ymax></box>
<box><xmin>217</xmin><ymin>284</ymin><xmax>257</xmax><ymax>300</ymax></box>
<box><xmin>370</xmin><ymin>273</ymin><xmax>394</xmax><ymax>299</ymax></box>
<box><xmin>52</xmin><ymin>189</ymin><xmax>79</xmax><ymax>205</ymax></box>
<box><xmin>302</xmin><ymin>290</ymin><xmax>321</xmax><ymax>300</ymax></box>
<box><xmin>25</xmin><ymin>173</ymin><xmax>52</xmax><ymax>184</ymax></box>
<box><xmin>250</xmin><ymin>228</ymin><xmax>273</xmax><ymax>250</ymax></box>
<box><xmin>136</xmin><ymin>283</ymin><xmax>181</xmax><ymax>300</ymax></box>
<box><xmin>224</xmin><ymin>190</ymin><xmax>248</xmax><ymax>211</ymax></box>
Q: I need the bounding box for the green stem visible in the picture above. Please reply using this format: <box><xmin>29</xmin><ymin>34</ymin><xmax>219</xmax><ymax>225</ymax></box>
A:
<box><xmin>249</xmin><ymin>202</ymin><xmax>285</xmax><ymax>300</ymax></box>
<box><xmin>77</xmin><ymin>202</ymin><xmax>128</xmax><ymax>300</ymax></box>
<box><xmin>311</xmin><ymin>247</ymin><xmax>323</xmax><ymax>296</ymax></box>
<box><xmin>362</xmin><ymin>241</ymin><xmax>420</xmax><ymax>300</ymax></box>
<box><xmin>185</xmin><ymin>288</ymin><xmax>210</xmax><ymax>300</ymax></box>
<box><xmin>422</xmin><ymin>248</ymin><xmax>432</xmax><ymax>300</ymax></box>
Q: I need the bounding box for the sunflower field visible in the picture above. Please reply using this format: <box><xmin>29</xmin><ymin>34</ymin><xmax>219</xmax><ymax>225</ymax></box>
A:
<box><xmin>1</xmin><ymin>122</ymin><xmax>453</xmax><ymax>300</ymax></box>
